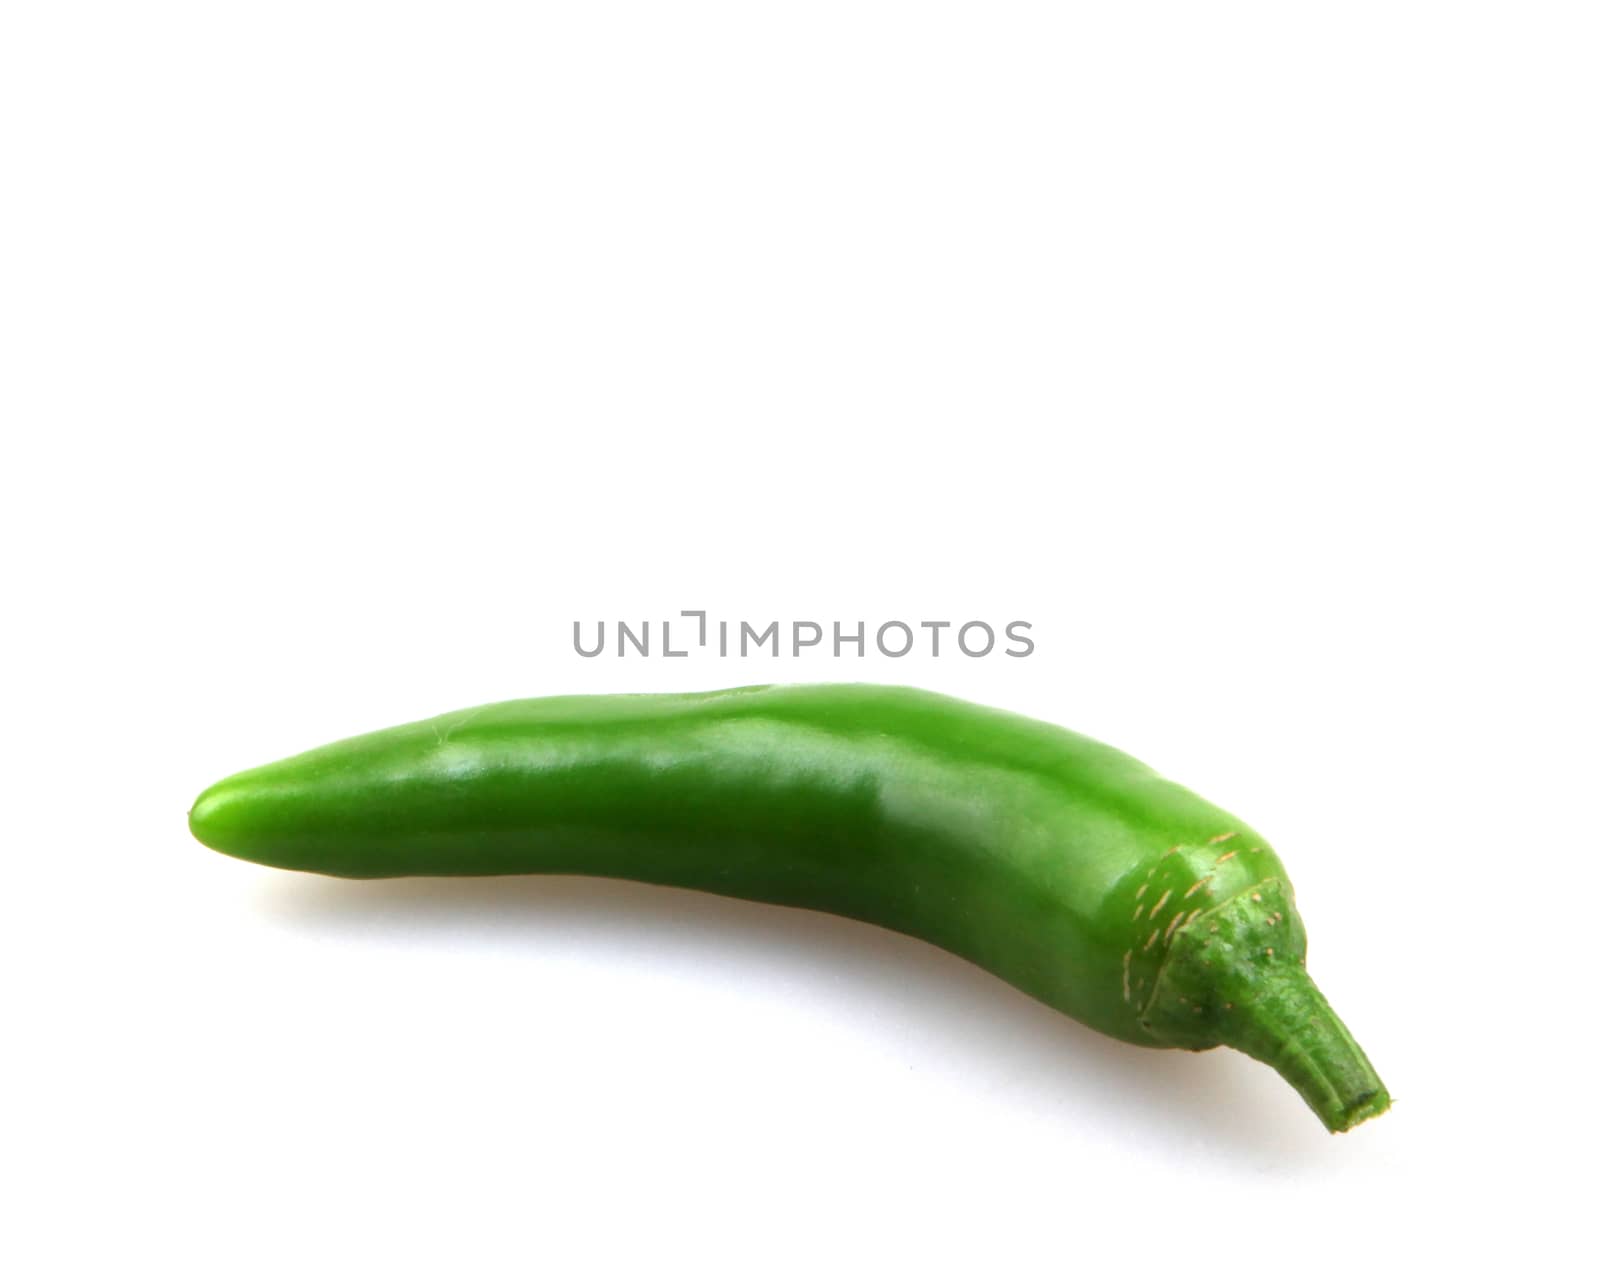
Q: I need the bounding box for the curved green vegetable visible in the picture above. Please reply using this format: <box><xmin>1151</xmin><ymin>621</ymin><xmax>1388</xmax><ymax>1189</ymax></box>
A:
<box><xmin>189</xmin><ymin>683</ymin><xmax>1389</xmax><ymax>1132</ymax></box>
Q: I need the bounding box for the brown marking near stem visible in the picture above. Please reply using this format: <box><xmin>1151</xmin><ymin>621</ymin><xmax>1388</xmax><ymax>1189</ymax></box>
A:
<box><xmin>1163</xmin><ymin>910</ymin><xmax>1186</xmax><ymax>942</ymax></box>
<box><xmin>1264</xmin><ymin>947</ymin><xmax>1275</xmax><ymax>957</ymax></box>
<box><xmin>1149</xmin><ymin>889</ymin><xmax>1172</xmax><ymax>920</ymax></box>
<box><xmin>1207</xmin><ymin>832</ymin><xmax>1237</xmax><ymax>846</ymax></box>
<box><xmin>1250</xmin><ymin>892</ymin><xmax>1262</xmax><ymax>902</ymax></box>
<box><xmin>1214</xmin><ymin>849</ymin><xmax>1238</xmax><ymax>865</ymax></box>
<box><xmin>1184</xmin><ymin>877</ymin><xmax>1208</xmax><ymax>899</ymax></box>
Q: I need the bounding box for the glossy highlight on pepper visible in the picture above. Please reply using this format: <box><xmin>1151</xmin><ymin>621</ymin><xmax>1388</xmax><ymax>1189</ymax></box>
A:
<box><xmin>190</xmin><ymin>683</ymin><xmax>1390</xmax><ymax>1132</ymax></box>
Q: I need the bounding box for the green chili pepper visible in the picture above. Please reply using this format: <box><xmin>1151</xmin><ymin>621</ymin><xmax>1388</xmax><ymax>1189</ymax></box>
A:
<box><xmin>189</xmin><ymin>683</ymin><xmax>1389</xmax><ymax>1132</ymax></box>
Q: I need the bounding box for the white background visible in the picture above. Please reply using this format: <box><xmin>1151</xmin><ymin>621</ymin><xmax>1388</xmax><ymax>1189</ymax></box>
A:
<box><xmin>5</xmin><ymin>3</ymin><xmax>1595</xmax><ymax>1265</ymax></box>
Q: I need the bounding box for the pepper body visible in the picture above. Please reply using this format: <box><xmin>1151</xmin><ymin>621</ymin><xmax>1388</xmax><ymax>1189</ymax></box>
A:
<box><xmin>190</xmin><ymin>683</ymin><xmax>1389</xmax><ymax>1131</ymax></box>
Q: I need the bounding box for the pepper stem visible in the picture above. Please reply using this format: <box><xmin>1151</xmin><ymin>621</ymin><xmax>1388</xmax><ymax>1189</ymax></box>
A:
<box><xmin>1221</xmin><ymin>968</ymin><xmax>1390</xmax><ymax>1133</ymax></box>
